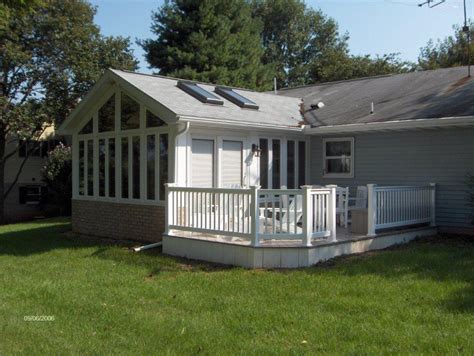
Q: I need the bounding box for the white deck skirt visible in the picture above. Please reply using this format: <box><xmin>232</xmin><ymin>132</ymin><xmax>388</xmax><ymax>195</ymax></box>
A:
<box><xmin>163</xmin><ymin>227</ymin><xmax>437</xmax><ymax>269</ymax></box>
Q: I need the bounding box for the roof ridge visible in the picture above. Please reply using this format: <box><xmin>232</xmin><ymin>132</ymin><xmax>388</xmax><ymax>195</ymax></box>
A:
<box><xmin>111</xmin><ymin>68</ymin><xmax>285</xmax><ymax>97</ymax></box>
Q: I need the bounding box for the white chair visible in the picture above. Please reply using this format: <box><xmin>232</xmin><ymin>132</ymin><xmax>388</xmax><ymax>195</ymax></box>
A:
<box><xmin>335</xmin><ymin>186</ymin><xmax>349</xmax><ymax>228</ymax></box>
<box><xmin>259</xmin><ymin>194</ymin><xmax>303</xmax><ymax>237</ymax></box>
<box><xmin>348</xmin><ymin>186</ymin><xmax>368</xmax><ymax>224</ymax></box>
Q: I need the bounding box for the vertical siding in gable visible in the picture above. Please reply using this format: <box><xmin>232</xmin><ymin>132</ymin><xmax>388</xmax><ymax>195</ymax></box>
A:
<box><xmin>309</xmin><ymin>127</ymin><xmax>474</xmax><ymax>228</ymax></box>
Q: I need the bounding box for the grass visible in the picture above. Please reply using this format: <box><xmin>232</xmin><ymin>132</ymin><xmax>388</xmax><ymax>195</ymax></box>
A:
<box><xmin>0</xmin><ymin>219</ymin><xmax>473</xmax><ymax>354</ymax></box>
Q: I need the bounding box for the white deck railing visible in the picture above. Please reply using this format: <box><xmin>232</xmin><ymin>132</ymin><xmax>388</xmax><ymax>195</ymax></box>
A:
<box><xmin>165</xmin><ymin>184</ymin><xmax>337</xmax><ymax>246</ymax></box>
<box><xmin>166</xmin><ymin>183</ymin><xmax>436</xmax><ymax>245</ymax></box>
<box><xmin>367</xmin><ymin>183</ymin><xmax>436</xmax><ymax>236</ymax></box>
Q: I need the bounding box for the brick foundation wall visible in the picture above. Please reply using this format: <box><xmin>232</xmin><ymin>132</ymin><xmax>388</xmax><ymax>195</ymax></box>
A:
<box><xmin>72</xmin><ymin>199</ymin><xmax>165</xmax><ymax>242</ymax></box>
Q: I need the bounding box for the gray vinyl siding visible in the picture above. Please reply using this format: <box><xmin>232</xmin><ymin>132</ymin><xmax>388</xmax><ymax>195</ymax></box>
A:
<box><xmin>310</xmin><ymin>127</ymin><xmax>474</xmax><ymax>229</ymax></box>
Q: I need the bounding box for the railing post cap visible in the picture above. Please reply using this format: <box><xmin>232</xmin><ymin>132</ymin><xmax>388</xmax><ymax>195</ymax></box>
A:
<box><xmin>430</xmin><ymin>182</ymin><xmax>436</xmax><ymax>186</ymax></box>
<box><xmin>301</xmin><ymin>185</ymin><xmax>312</xmax><ymax>189</ymax></box>
<box><xmin>249</xmin><ymin>185</ymin><xmax>261</xmax><ymax>190</ymax></box>
<box><xmin>325</xmin><ymin>184</ymin><xmax>338</xmax><ymax>188</ymax></box>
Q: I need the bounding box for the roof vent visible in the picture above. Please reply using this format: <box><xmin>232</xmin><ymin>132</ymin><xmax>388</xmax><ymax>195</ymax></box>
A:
<box><xmin>177</xmin><ymin>81</ymin><xmax>224</xmax><ymax>105</ymax></box>
<box><xmin>215</xmin><ymin>86</ymin><xmax>259</xmax><ymax>110</ymax></box>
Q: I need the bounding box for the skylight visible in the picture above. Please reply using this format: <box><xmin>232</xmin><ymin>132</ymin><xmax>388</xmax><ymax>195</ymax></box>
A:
<box><xmin>215</xmin><ymin>86</ymin><xmax>259</xmax><ymax>110</ymax></box>
<box><xmin>177</xmin><ymin>81</ymin><xmax>224</xmax><ymax>105</ymax></box>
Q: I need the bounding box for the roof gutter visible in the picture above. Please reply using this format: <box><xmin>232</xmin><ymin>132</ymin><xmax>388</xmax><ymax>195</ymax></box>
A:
<box><xmin>304</xmin><ymin>116</ymin><xmax>474</xmax><ymax>135</ymax></box>
<box><xmin>177</xmin><ymin>115</ymin><xmax>303</xmax><ymax>132</ymax></box>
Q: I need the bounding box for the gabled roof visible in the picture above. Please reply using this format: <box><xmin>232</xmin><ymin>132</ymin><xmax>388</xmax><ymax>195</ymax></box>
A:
<box><xmin>279</xmin><ymin>66</ymin><xmax>474</xmax><ymax>127</ymax></box>
<box><xmin>58</xmin><ymin>69</ymin><xmax>302</xmax><ymax>134</ymax></box>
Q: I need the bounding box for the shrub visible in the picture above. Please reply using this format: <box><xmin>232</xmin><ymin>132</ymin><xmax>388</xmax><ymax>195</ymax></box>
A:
<box><xmin>41</xmin><ymin>143</ymin><xmax>72</xmax><ymax>216</ymax></box>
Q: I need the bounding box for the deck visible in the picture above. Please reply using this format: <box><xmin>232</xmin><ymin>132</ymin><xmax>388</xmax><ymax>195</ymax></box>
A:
<box><xmin>163</xmin><ymin>225</ymin><xmax>438</xmax><ymax>268</ymax></box>
<box><xmin>163</xmin><ymin>184</ymin><xmax>437</xmax><ymax>268</ymax></box>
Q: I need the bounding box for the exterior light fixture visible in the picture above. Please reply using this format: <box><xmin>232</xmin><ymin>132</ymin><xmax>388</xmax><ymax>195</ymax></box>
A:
<box><xmin>251</xmin><ymin>144</ymin><xmax>261</xmax><ymax>157</ymax></box>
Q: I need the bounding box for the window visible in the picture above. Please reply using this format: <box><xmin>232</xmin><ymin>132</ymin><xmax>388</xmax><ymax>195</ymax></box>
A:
<box><xmin>121</xmin><ymin>93</ymin><xmax>140</xmax><ymax>130</ymax></box>
<box><xmin>19</xmin><ymin>186</ymin><xmax>46</xmax><ymax>205</ymax></box>
<box><xmin>177</xmin><ymin>81</ymin><xmax>223</xmax><ymax>105</ymax></box>
<box><xmin>78</xmin><ymin>141</ymin><xmax>85</xmax><ymax>196</ymax></box>
<box><xmin>98</xmin><ymin>94</ymin><xmax>115</xmax><ymax>132</ymax></box>
<box><xmin>87</xmin><ymin>140</ymin><xmax>94</xmax><ymax>195</ymax></box>
<box><xmin>132</xmin><ymin>136</ymin><xmax>140</xmax><ymax>199</ymax></box>
<box><xmin>146</xmin><ymin>110</ymin><xmax>166</xmax><ymax>128</ymax></box>
<box><xmin>221</xmin><ymin>140</ymin><xmax>243</xmax><ymax>187</ymax></box>
<box><xmin>108</xmin><ymin>139</ymin><xmax>116</xmax><ymax>198</ymax></box>
<box><xmin>146</xmin><ymin>135</ymin><xmax>156</xmax><ymax>200</ymax></box>
<box><xmin>215</xmin><ymin>87</ymin><xmax>259</xmax><ymax>109</ymax></box>
<box><xmin>98</xmin><ymin>139</ymin><xmax>106</xmax><ymax>197</ymax></box>
<box><xmin>323</xmin><ymin>138</ymin><xmax>354</xmax><ymax>178</ymax></box>
<box><xmin>287</xmin><ymin>140</ymin><xmax>295</xmax><ymax>189</ymax></box>
<box><xmin>121</xmin><ymin>137</ymin><xmax>129</xmax><ymax>199</ymax></box>
<box><xmin>191</xmin><ymin>139</ymin><xmax>214</xmax><ymax>188</ymax></box>
<box><xmin>159</xmin><ymin>134</ymin><xmax>168</xmax><ymax>199</ymax></box>
<box><xmin>272</xmin><ymin>139</ymin><xmax>281</xmax><ymax>188</ymax></box>
<box><xmin>259</xmin><ymin>139</ymin><xmax>268</xmax><ymax>189</ymax></box>
<box><xmin>298</xmin><ymin>141</ymin><xmax>306</xmax><ymax>187</ymax></box>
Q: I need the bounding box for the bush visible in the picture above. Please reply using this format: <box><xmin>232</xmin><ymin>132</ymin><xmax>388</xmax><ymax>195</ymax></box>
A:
<box><xmin>41</xmin><ymin>143</ymin><xmax>72</xmax><ymax>216</ymax></box>
<box><xmin>468</xmin><ymin>174</ymin><xmax>474</xmax><ymax>225</ymax></box>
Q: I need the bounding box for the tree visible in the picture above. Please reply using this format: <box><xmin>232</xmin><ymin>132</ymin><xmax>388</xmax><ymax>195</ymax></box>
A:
<box><xmin>0</xmin><ymin>0</ymin><xmax>138</xmax><ymax>224</ymax></box>
<box><xmin>253</xmin><ymin>0</ymin><xmax>412</xmax><ymax>87</ymax></box>
<box><xmin>140</xmin><ymin>0</ymin><xmax>273</xmax><ymax>90</ymax></box>
<box><xmin>418</xmin><ymin>23</ymin><xmax>473</xmax><ymax>70</ymax></box>
<box><xmin>41</xmin><ymin>143</ymin><xmax>72</xmax><ymax>216</ymax></box>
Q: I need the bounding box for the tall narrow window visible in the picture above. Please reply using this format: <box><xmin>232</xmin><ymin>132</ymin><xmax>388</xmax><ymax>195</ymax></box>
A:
<box><xmin>87</xmin><ymin>140</ymin><xmax>94</xmax><ymax>196</ymax></box>
<box><xmin>147</xmin><ymin>135</ymin><xmax>156</xmax><ymax>200</ymax></box>
<box><xmin>259</xmin><ymin>139</ymin><xmax>268</xmax><ymax>189</ymax></box>
<box><xmin>78</xmin><ymin>141</ymin><xmax>85</xmax><ymax>196</ymax></box>
<box><xmin>98</xmin><ymin>139</ymin><xmax>106</xmax><ymax>197</ymax></box>
<box><xmin>121</xmin><ymin>137</ymin><xmax>129</xmax><ymax>199</ymax></box>
<box><xmin>272</xmin><ymin>139</ymin><xmax>280</xmax><ymax>189</ymax></box>
<box><xmin>287</xmin><ymin>140</ymin><xmax>295</xmax><ymax>189</ymax></box>
<box><xmin>298</xmin><ymin>141</ymin><xmax>306</xmax><ymax>188</ymax></box>
<box><xmin>121</xmin><ymin>93</ymin><xmax>140</xmax><ymax>130</ymax></box>
<box><xmin>159</xmin><ymin>134</ymin><xmax>169</xmax><ymax>199</ymax></box>
<box><xmin>109</xmin><ymin>139</ymin><xmax>115</xmax><ymax>198</ymax></box>
<box><xmin>132</xmin><ymin>136</ymin><xmax>140</xmax><ymax>199</ymax></box>
<box><xmin>98</xmin><ymin>94</ymin><xmax>115</xmax><ymax>132</ymax></box>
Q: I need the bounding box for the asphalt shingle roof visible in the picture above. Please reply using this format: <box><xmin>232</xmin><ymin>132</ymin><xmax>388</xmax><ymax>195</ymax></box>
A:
<box><xmin>278</xmin><ymin>66</ymin><xmax>474</xmax><ymax>127</ymax></box>
<box><xmin>111</xmin><ymin>69</ymin><xmax>302</xmax><ymax>128</ymax></box>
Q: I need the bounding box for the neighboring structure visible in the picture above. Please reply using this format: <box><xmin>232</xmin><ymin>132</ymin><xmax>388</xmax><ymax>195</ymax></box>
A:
<box><xmin>4</xmin><ymin>125</ymin><xmax>59</xmax><ymax>222</ymax></box>
<box><xmin>58</xmin><ymin>67</ymin><xmax>474</xmax><ymax>250</ymax></box>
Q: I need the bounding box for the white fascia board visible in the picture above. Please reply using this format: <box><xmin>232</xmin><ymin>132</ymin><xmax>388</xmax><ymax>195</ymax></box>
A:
<box><xmin>177</xmin><ymin>115</ymin><xmax>304</xmax><ymax>133</ymax></box>
<box><xmin>304</xmin><ymin>116</ymin><xmax>474</xmax><ymax>135</ymax></box>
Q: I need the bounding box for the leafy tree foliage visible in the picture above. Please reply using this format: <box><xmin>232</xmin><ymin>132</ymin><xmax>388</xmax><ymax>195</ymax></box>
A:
<box><xmin>140</xmin><ymin>0</ymin><xmax>273</xmax><ymax>90</ymax></box>
<box><xmin>418</xmin><ymin>23</ymin><xmax>473</xmax><ymax>70</ymax></box>
<box><xmin>253</xmin><ymin>0</ymin><xmax>412</xmax><ymax>87</ymax></box>
<box><xmin>0</xmin><ymin>0</ymin><xmax>138</xmax><ymax>223</ymax></box>
<box><xmin>41</xmin><ymin>143</ymin><xmax>72</xmax><ymax>216</ymax></box>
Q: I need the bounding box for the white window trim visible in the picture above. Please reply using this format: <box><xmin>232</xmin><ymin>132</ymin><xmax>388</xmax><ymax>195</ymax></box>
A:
<box><xmin>73</xmin><ymin>87</ymin><xmax>172</xmax><ymax>204</ymax></box>
<box><xmin>322</xmin><ymin>137</ymin><xmax>354</xmax><ymax>178</ymax></box>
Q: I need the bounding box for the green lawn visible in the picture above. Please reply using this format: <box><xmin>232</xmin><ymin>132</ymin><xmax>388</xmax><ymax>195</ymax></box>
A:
<box><xmin>0</xmin><ymin>219</ymin><xmax>473</xmax><ymax>354</ymax></box>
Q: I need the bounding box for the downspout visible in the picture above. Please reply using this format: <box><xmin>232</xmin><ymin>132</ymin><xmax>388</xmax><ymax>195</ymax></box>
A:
<box><xmin>135</xmin><ymin>121</ymin><xmax>190</xmax><ymax>253</ymax></box>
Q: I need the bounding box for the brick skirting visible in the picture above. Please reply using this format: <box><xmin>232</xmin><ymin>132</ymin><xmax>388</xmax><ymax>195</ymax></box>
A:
<box><xmin>72</xmin><ymin>199</ymin><xmax>165</xmax><ymax>242</ymax></box>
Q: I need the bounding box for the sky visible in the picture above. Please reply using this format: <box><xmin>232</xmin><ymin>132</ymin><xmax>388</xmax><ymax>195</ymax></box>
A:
<box><xmin>89</xmin><ymin>0</ymin><xmax>473</xmax><ymax>73</ymax></box>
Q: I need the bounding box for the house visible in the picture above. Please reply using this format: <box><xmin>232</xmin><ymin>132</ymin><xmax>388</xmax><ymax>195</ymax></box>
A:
<box><xmin>4</xmin><ymin>125</ymin><xmax>59</xmax><ymax>222</ymax></box>
<box><xmin>58</xmin><ymin>67</ymin><xmax>474</xmax><ymax>267</ymax></box>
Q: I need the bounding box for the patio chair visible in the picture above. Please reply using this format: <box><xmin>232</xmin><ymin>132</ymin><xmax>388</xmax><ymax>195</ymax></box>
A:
<box><xmin>259</xmin><ymin>194</ymin><xmax>303</xmax><ymax>237</ymax></box>
<box><xmin>335</xmin><ymin>186</ymin><xmax>349</xmax><ymax>228</ymax></box>
<box><xmin>347</xmin><ymin>186</ymin><xmax>368</xmax><ymax>224</ymax></box>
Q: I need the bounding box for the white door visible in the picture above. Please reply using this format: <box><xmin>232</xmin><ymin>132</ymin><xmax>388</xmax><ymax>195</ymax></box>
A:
<box><xmin>191</xmin><ymin>139</ymin><xmax>214</xmax><ymax>187</ymax></box>
<box><xmin>221</xmin><ymin>140</ymin><xmax>243</xmax><ymax>187</ymax></box>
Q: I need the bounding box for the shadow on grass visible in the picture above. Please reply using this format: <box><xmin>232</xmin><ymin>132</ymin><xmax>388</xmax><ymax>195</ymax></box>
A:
<box><xmin>0</xmin><ymin>219</ymin><xmax>233</xmax><ymax>275</ymax></box>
